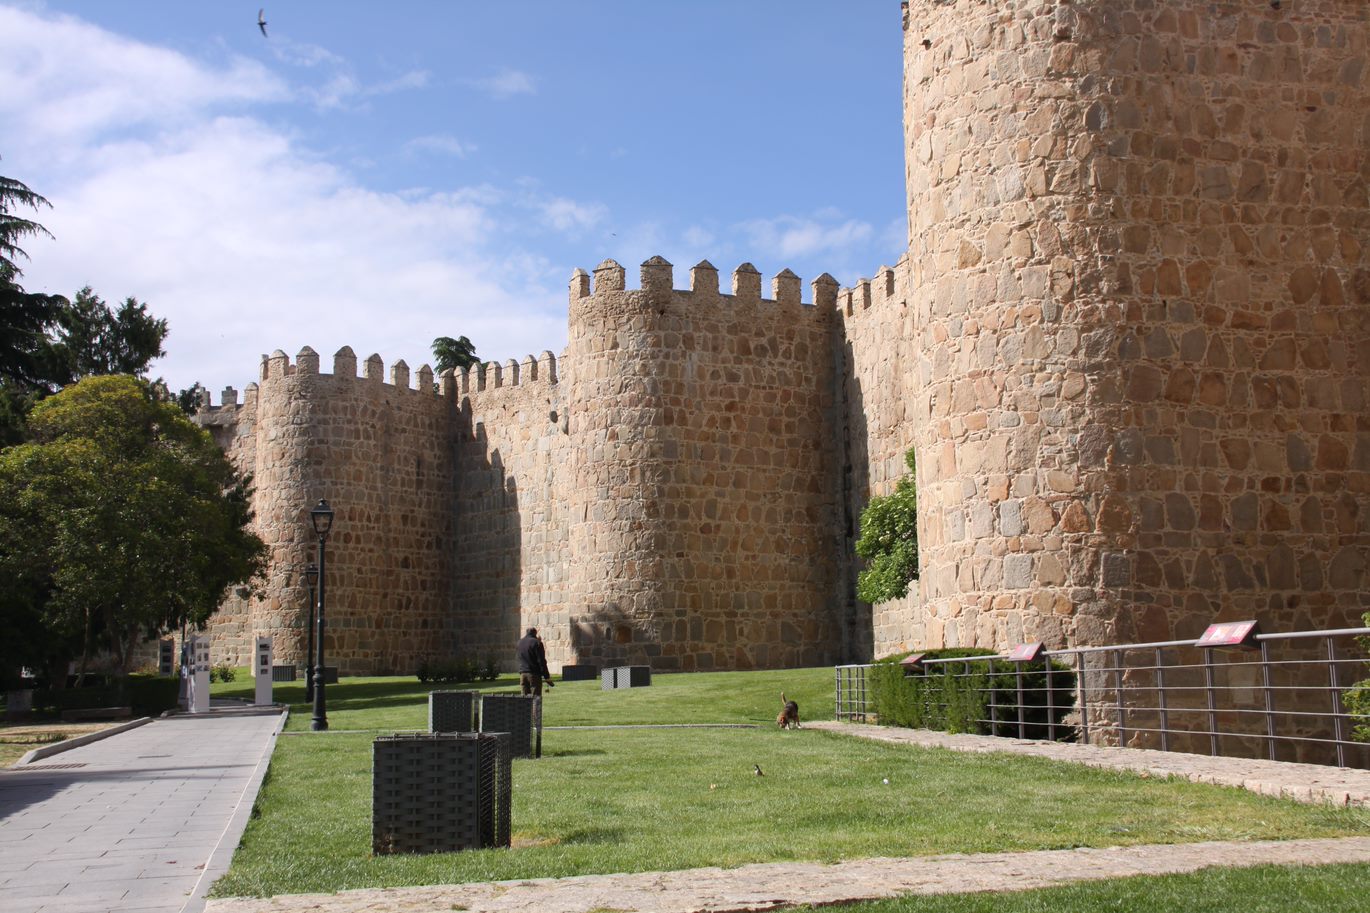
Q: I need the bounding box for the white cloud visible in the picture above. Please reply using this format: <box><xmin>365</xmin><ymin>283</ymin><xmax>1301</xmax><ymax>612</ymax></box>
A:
<box><xmin>682</xmin><ymin>225</ymin><xmax>715</xmax><ymax>249</ymax></box>
<box><xmin>1</xmin><ymin>6</ymin><xmax>572</xmax><ymax>395</ymax></box>
<box><xmin>466</xmin><ymin>68</ymin><xmax>536</xmax><ymax>100</ymax></box>
<box><xmin>739</xmin><ymin>214</ymin><xmax>874</xmax><ymax>260</ymax></box>
<box><xmin>0</xmin><ymin>6</ymin><xmax>287</xmax><ymax>152</ymax></box>
<box><xmin>405</xmin><ymin>135</ymin><xmax>474</xmax><ymax>158</ymax></box>
<box><xmin>538</xmin><ymin>197</ymin><xmax>606</xmax><ymax>233</ymax></box>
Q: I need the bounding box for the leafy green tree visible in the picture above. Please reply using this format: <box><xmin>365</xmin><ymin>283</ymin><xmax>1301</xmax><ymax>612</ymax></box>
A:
<box><xmin>0</xmin><ymin>376</ymin><xmax>267</xmax><ymax>681</ymax></box>
<box><xmin>0</xmin><ymin>169</ymin><xmax>171</xmax><ymax>443</ymax></box>
<box><xmin>431</xmin><ymin>335</ymin><xmax>478</xmax><ymax>373</ymax></box>
<box><xmin>0</xmin><ymin>170</ymin><xmax>53</xmax><ymax>277</ymax></box>
<box><xmin>1345</xmin><ymin>612</ymin><xmax>1370</xmax><ymax>743</ymax></box>
<box><xmin>0</xmin><ymin>170</ymin><xmax>66</xmax><ymax>395</ymax></box>
<box><xmin>854</xmin><ymin>447</ymin><xmax>919</xmax><ymax>605</ymax></box>
<box><xmin>54</xmin><ymin>287</ymin><xmax>167</xmax><ymax>382</ymax></box>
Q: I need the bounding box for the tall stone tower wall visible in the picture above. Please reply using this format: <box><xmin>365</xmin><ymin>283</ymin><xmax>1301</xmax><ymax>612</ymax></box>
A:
<box><xmin>835</xmin><ymin>260</ymin><xmax>920</xmax><ymax>657</ymax></box>
<box><xmin>450</xmin><ymin>352</ymin><xmax>572</xmax><ymax>666</ymax></box>
<box><xmin>903</xmin><ymin>0</ymin><xmax>1370</xmax><ymax>651</ymax></box>
<box><xmin>565</xmin><ymin>257</ymin><xmax>846</xmax><ymax>671</ymax></box>
<box><xmin>201</xmin><ymin>347</ymin><xmax>460</xmax><ymax>673</ymax></box>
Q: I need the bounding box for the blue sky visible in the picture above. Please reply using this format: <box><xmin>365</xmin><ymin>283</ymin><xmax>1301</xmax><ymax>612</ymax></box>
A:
<box><xmin>1</xmin><ymin>1</ymin><xmax>907</xmax><ymax>395</ymax></box>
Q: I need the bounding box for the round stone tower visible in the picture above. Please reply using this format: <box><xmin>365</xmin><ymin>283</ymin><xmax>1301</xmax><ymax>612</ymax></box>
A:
<box><xmin>565</xmin><ymin>259</ymin><xmax>674</xmax><ymax>667</ymax></box>
<box><xmin>905</xmin><ymin>0</ymin><xmax>1370</xmax><ymax>649</ymax></box>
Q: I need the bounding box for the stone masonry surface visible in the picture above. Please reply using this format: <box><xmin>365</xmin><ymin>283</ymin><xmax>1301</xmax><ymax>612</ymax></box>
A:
<box><xmin>201</xmin><ymin>838</ymin><xmax>1370</xmax><ymax>913</ymax></box>
<box><xmin>194</xmin><ymin>1</ymin><xmax>1370</xmax><ymax>696</ymax></box>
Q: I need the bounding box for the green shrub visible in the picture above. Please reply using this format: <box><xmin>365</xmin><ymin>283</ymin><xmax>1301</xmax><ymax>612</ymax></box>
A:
<box><xmin>209</xmin><ymin>663</ymin><xmax>236</xmax><ymax>683</ymax></box>
<box><xmin>869</xmin><ymin>648</ymin><xmax>1076</xmax><ymax>741</ymax></box>
<box><xmin>415</xmin><ymin>657</ymin><xmax>484</xmax><ymax>684</ymax></box>
<box><xmin>854</xmin><ymin>448</ymin><xmax>919</xmax><ymax>605</ymax></box>
<box><xmin>32</xmin><ymin>673</ymin><xmax>179</xmax><ymax>717</ymax></box>
<box><xmin>1345</xmin><ymin>612</ymin><xmax>1370</xmax><ymax>743</ymax></box>
<box><xmin>478</xmin><ymin>656</ymin><xmax>500</xmax><ymax>681</ymax></box>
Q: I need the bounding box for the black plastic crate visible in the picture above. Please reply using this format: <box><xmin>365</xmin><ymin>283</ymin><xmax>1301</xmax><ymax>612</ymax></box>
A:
<box><xmin>479</xmin><ymin>694</ymin><xmax>542</xmax><ymax>758</ymax></box>
<box><xmin>271</xmin><ymin>665</ymin><xmax>297</xmax><ymax>682</ymax></box>
<box><xmin>372</xmin><ymin>732</ymin><xmax>511</xmax><ymax>855</ymax></box>
<box><xmin>561</xmin><ymin>664</ymin><xmax>599</xmax><ymax>682</ymax></box>
<box><xmin>429</xmin><ymin>690</ymin><xmax>479</xmax><ymax>733</ymax></box>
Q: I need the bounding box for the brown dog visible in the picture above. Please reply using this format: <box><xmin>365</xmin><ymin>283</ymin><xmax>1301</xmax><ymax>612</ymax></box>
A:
<box><xmin>777</xmin><ymin>692</ymin><xmax>801</xmax><ymax>729</ymax></box>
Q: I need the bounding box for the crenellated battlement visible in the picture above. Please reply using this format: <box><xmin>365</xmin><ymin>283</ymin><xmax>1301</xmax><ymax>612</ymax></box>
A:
<box><xmin>836</xmin><ymin>256</ymin><xmax>908</xmax><ymax>321</ymax></box>
<box><xmin>242</xmin><ymin>344</ymin><xmax>564</xmax><ymax>403</ymax></box>
<box><xmin>569</xmin><ymin>256</ymin><xmax>842</xmax><ymax>314</ymax></box>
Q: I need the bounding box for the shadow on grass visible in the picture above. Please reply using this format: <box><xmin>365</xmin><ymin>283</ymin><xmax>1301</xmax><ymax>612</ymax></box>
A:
<box><xmin>543</xmin><ymin>748</ymin><xmax>608</xmax><ymax>758</ymax></box>
<box><xmin>563</xmin><ymin>826</ymin><xmax>629</xmax><ymax>845</ymax></box>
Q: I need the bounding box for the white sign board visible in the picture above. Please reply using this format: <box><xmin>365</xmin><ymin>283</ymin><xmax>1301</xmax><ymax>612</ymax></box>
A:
<box><xmin>254</xmin><ymin>636</ymin><xmax>273</xmax><ymax>706</ymax></box>
<box><xmin>190</xmin><ymin>635</ymin><xmax>211</xmax><ymax>713</ymax></box>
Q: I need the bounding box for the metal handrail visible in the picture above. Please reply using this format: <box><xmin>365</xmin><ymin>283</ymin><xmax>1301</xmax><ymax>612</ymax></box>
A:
<box><xmin>834</xmin><ymin>626</ymin><xmax>1370</xmax><ymax>768</ymax></box>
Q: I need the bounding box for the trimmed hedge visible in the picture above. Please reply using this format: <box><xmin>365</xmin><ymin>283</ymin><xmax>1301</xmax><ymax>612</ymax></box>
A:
<box><xmin>415</xmin><ymin>656</ymin><xmax>500</xmax><ymax>684</ymax></box>
<box><xmin>869</xmin><ymin>648</ymin><xmax>1076</xmax><ymax>741</ymax></box>
<box><xmin>31</xmin><ymin>673</ymin><xmax>180</xmax><ymax>717</ymax></box>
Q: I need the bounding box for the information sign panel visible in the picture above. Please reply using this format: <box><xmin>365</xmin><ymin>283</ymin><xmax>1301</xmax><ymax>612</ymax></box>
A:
<box><xmin>1006</xmin><ymin>642</ymin><xmax>1044</xmax><ymax>662</ymax></box>
<box><xmin>255</xmin><ymin>636</ymin><xmax>273</xmax><ymax>706</ymax></box>
<box><xmin>1196</xmin><ymin>620</ymin><xmax>1260</xmax><ymax>649</ymax></box>
<box><xmin>190</xmin><ymin>635</ymin><xmax>211</xmax><ymax>713</ymax></box>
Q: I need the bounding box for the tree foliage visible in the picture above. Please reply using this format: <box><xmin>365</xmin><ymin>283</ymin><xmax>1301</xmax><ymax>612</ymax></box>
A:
<box><xmin>854</xmin><ymin>447</ymin><xmax>919</xmax><ymax>605</ymax></box>
<box><xmin>0</xmin><ymin>170</ymin><xmax>54</xmax><ymax>278</ymax></box>
<box><xmin>0</xmin><ymin>376</ymin><xmax>267</xmax><ymax>679</ymax></box>
<box><xmin>0</xmin><ymin>169</ymin><xmax>171</xmax><ymax>444</ymax></box>
<box><xmin>431</xmin><ymin>335</ymin><xmax>478</xmax><ymax>374</ymax></box>
<box><xmin>1346</xmin><ymin>612</ymin><xmax>1370</xmax><ymax>743</ymax></box>
<box><xmin>54</xmin><ymin>287</ymin><xmax>168</xmax><ymax>382</ymax></box>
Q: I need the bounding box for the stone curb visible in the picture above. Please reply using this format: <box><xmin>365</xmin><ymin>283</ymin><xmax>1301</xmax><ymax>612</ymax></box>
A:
<box><xmin>183</xmin><ymin>708</ymin><xmax>290</xmax><ymax>913</ymax></box>
<box><xmin>808</xmin><ymin>721</ymin><xmax>1370</xmax><ymax>808</ymax></box>
<box><xmin>204</xmin><ymin>837</ymin><xmax>1370</xmax><ymax>913</ymax></box>
<box><xmin>12</xmin><ymin>716</ymin><xmax>153</xmax><ymax>767</ymax></box>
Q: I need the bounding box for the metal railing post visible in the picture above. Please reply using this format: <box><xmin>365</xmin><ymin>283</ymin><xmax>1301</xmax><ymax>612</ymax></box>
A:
<box><xmin>1260</xmin><ymin>640</ymin><xmax>1276</xmax><ymax>761</ymax></box>
<box><xmin>1155</xmin><ymin>646</ymin><xmax>1170</xmax><ymax>753</ymax></box>
<box><xmin>1114</xmin><ymin>649</ymin><xmax>1126</xmax><ymax>748</ymax></box>
<box><xmin>1016</xmin><ymin>663</ymin><xmax>1026</xmax><ymax>739</ymax></box>
<box><xmin>1328</xmin><ymin>637</ymin><xmax>1346</xmax><ymax>769</ymax></box>
<box><xmin>1046</xmin><ymin>656</ymin><xmax>1056</xmax><ymax>742</ymax></box>
<box><xmin>1076</xmin><ymin>651</ymin><xmax>1090</xmax><ymax>746</ymax></box>
<box><xmin>1204</xmin><ymin>647</ymin><xmax>1219</xmax><ymax>757</ymax></box>
<box><xmin>835</xmin><ymin>665</ymin><xmax>841</xmax><ymax>721</ymax></box>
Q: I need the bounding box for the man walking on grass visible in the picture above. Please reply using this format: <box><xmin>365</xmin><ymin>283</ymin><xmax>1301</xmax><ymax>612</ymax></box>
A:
<box><xmin>517</xmin><ymin>627</ymin><xmax>552</xmax><ymax>695</ymax></box>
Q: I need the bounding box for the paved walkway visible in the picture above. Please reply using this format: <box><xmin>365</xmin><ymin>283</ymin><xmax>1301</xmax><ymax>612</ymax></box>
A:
<box><xmin>0</xmin><ymin>708</ymin><xmax>284</xmax><ymax>913</ymax></box>
<box><xmin>203</xmin><ymin>837</ymin><xmax>1370</xmax><ymax>913</ymax></box>
<box><xmin>808</xmin><ymin>721</ymin><xmax>1370</xmax><ymax>807</ymax></box>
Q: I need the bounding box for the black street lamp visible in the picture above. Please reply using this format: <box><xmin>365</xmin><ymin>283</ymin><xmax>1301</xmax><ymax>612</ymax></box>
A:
<box><xmin>309</xmin><ymin>499</ymin><xmax>334</xmax><ymax>731</ymax></box>
<box><xmin>302</xmin><ymin>562</ymin><xmax>319</xmax><ymax>703</ymax></box>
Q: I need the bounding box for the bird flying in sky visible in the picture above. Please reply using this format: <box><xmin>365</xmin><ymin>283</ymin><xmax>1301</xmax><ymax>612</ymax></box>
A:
<box><xmin>257</xmin><ymin>9</ymin><xmax>268</xmax><ymax>37</ymax></box>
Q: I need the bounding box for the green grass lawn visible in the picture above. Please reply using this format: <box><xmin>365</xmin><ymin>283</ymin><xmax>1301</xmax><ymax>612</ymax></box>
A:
<box><xmin>212</xmin><ymin>665</ymin><xmax>837</xmax><ymax>731</ymax></box>
<box><xmin>787</xmin><ymin>863</ymin><xmax>1370</xmax><ymax>913</ymax></box>
<box><xmin>211</xmin><ymin>669</ymin><xmax>1370</xmax><ymax>897</ymax></box>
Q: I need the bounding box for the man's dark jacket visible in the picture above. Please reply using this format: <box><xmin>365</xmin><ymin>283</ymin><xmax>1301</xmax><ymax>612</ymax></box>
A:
<box><xmin>516</xmin><ymin>635</ymin><xmax>549</xmax><ymax>678</ymax></box>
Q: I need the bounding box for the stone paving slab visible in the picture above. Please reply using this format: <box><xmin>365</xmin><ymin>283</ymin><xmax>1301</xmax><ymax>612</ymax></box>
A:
<box><xmin>807</xmin><ymin>721</ymin><xmax>1370</xmax><ymax>807</ymax></box>
<box><xmin>203</xmin><ymin>837</ymin><xmax>1370</xmax><ymax>913</ymax></box>
<box><xmin>0</xmin><ymin>709</ymin><xmax>284</xmax><ymax>913</ymax></box>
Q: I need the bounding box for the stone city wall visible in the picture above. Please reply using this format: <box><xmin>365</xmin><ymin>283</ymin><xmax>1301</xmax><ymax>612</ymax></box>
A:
<box><xmin>835</xmin><ymin>259</ymin><xmax>920</xmax><ymax>658</ymax></box>
<box><xmin>565</xmin><ymin>257</ymin><xmax>847</xmax><ymax>671</ymax></box>
<box><xmin>200</xmin><ymin>347</ymin><xmax>461</xmax><ymax>674</ymax></box>
<box><xmin>450</xmin><ymin>352</ymin><xmax>572</xmax><ymax>667</ymax></box>
<box><xmin>901</xmin><ymin>0</ymin><xmax>1370</xmax><ymax>657</ymax></box>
